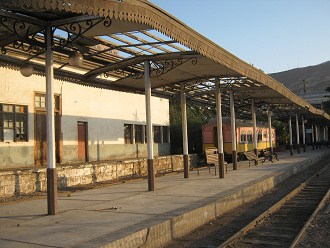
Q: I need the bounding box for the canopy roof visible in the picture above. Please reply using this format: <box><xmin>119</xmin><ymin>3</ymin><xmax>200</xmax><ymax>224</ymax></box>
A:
<box><xmin>0</xmin><ymin>0</ymin><xmax>329</xmax><ymax>122</ymax></box>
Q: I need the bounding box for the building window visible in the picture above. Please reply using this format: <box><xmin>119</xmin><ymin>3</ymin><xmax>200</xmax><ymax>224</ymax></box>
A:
<box><xmin>135</xmin><ymin>124</ymin><xmax>144</xmax><ymax>144</ymax></box>
<box><xmin>258</xmin><ymin>131</ymin><xmax>262</xmax><ymax>141</ymax></box>
<box><xmin>124</xmin><ymin>124</ymin><xmax>133</xmax><ymax>144</ymax></box>
<box><xmin>162</xmin><ymin>126</ymin><xmax>169</xmax><ymax>143</ymax></box>
<box><xmin>0</xmin><ymin>103</ymin><xmax>28</xmax><ymax>142</ymax></box>
<box><xmin>35</xmin><ymin>95</ymin><xmax>46</xmax><ymax>108</ymax></box>
<box><xmin>153</xmin><ymin>126</ymin><xmax>161</xmax><ymax>143</ymax></box>
<box><xmin>35</xmin><ymin>94</ymin><xmax>60</xmax><ymax>112</ymax></box>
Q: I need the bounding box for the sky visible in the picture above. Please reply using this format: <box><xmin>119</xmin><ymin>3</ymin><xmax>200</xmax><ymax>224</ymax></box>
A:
<box><xmin>149</xmin><ymin>0</ymin><xmax>330</xmax><ymax>73</ymax></box>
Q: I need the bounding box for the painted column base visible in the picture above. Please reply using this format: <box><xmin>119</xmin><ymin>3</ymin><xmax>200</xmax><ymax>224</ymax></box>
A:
<box><xmin>183</xmin><ymin>154</ymin><xmax>189</xmax><ymax>178</ymax></box>
<box><xmin>218</xmin><ymin>153</ymin><xmax>225</xmax><ymax>178</ymax></box>
<box><xmin>147</xmin><ymin>159</ymin><xmax>155</xmax><ymax>191</ymax></box>
<box><xmin>297</xmin><ymin>145</ymin><xmax>300</xmax><ymax>154</ymax></box>
<box><xmin>47</xmin><ymin>168</ymin><xmax>57</xmax><ymax>215</ymax></box>
<box><xmin>303</xmin><ymin>144</ymin><xmax>307</xmax><ymax>152</ymax></box>
<box><xmin>290</xmin><ymin>145</ymin><xmax>293</xmax><ymax>156</ymax></box>
<box><xmin>232</xmin><ymin>150</ymin><xmax>238</xmax><ymax>170</ymax></box>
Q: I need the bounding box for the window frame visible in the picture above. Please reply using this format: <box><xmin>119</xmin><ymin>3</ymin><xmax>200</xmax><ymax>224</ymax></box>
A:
<box><xmin>153</xmin><ymin>125</ymin><xmax>162</xmax><ymax>143</ymax></box>
<box><xmin>0</xmin><ymin>103</ymin><xmax>28</xmax><ymax>142</ymax></box>
<box><xmin>134</xmin><ymin>124</ymin><xmax>144</xmax><ymax>144</ymax></box>
<box><xmin>162</xmin><ymin>126</ymin><xmax>169</xmax><ymax>143</ymax></box>
<box><xmin>240</xmin><ymin>131</ymin><xmax>246</xmax><ymax>143</ymax></box>
<box><xmin>34</xmin><ymin>93</ymin><xmax>61</xmax><ymax>113</ymax></box>
<box><xmin>124</xmin><ymin>124</ymin><xmax>133</xmax><ymax>144</ymax></box>
<box><xmin>247</xmin><ymin>131</ymin><xmax>253</xmax><ymax>143</ymax></box>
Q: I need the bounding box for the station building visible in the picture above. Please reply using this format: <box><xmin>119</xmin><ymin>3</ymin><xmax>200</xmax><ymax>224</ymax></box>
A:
<box><xmin>0</xmin><ymin>66</ymin><xmax>170</xmax><ymax>168</ymax></box>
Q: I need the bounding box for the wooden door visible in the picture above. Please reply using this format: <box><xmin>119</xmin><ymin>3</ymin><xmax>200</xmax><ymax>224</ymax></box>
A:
<box><xmin>35</xmin><ymin>112</ymin><xmax>61</xmax><ymax>166</ymax></box>
<box><xmin>78</xmin><ymin>122</ymin><xmax>88</xmax><ymax>162</ymax></box>
<box><xmin>35</xmin><ymin>112</ymin><xmax>47</xmax><ymax>165</ymax></box>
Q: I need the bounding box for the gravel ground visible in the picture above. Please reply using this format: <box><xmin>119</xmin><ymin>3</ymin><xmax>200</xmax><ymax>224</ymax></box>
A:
<box><xmin>295</xmin><ymin>196</ymin><xmax>330</xmax><ymax>248</ymax></box>
<box><xmin>164</xmin><ymin>157</ymin><xmax>330</xmax><ymax>248</ymax></box>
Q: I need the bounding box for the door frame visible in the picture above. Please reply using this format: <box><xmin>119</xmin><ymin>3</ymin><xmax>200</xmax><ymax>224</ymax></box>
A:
<box><xmin>77</xmin><ymin>121</ymin><xmax>89</xmax><ymax>162</ymax></box>
<box><xmin>34</xmin><ymin>92</ymin><xmax>62</xmax><ymax>165</ymax></box>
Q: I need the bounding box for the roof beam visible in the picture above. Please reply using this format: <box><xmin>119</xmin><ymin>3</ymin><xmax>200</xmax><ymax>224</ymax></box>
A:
<box><xmin>84</xmin><ymin>51</ymin><xmax>200</xmax><ymax>79</ymax></box>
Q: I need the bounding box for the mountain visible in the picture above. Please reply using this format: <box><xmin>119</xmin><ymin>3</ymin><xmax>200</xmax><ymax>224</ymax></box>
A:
<box><xmin>269</xmin><ymin>61</ymin><xmax>330</xmax><ymax>95</ymax></box>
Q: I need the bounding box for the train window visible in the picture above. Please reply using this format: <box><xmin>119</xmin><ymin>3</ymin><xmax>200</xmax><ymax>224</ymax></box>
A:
<box><xmin>247</xmin><ymin>131</ymin><xmax>253</xmax><ymax>142</ymax></box>
<box><xmin>263</xmin><ymin>131</ymin><xmax>268</xmax><ymax>138</ymax></box>
<box><xmin>258</xmin><ymin>132</ymin><xmax>262</xmax><ymax>141</ymax></box>
<box><xmin>240</xmin><ymin>131</ymin><xmax>246</xmax><ymax>142</ymax></box>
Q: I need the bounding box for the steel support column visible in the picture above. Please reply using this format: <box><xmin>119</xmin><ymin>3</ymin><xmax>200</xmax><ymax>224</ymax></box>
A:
<box><xmin>144</xmin><ymin>60</ymin><xmax>155</xmax><ymax>191</ymax></box>
<box><xmin>315</xmin><ymin>124</ymin><xmax>319</xmax><ymax>149</ymax></box>
<box><xmin>302</xmin><ymin>116</ymin><xmax>306</xmax><ymax>152</ymax></box>
<box><xmin>252</xmin><ymin>99</ymin><xmax>258</xmax><ymax>161</ymax></box>
<box><xmin>181</xmin><ymin>83</ymin><xmax>189</xmax><ymax>178</ymax></box>
<box><xmin>230</xmin><ymin>90</ymin><xmax>237</xmax><ymax>170</ymax></box>
<box><xmin>268</xmin><ymin>109</ymin><xmax>273</xmax><ymax>157</ymax></box>
<box><xmin>45</xmin><ymin>26</ymin><xmax>57</xmax><ymax>215</ymax></box>
<box><xmin>296</xmin><ymin>114</ymin><xmax>300</xmax><ymax>154</ymax></box>
<box><xmin>215</xmin><ymin>78</ymin><xmax>225</xmax><ymax>178</ymax></box>
<box><xmin>289</xmin><ymin>115</ymin><xmax>293</xmax><ymax>155</ymax></box>
<box><xmin>312</xmin><ymin>124</ymin><xmax>315</xmax><ymax>150</ymax></box>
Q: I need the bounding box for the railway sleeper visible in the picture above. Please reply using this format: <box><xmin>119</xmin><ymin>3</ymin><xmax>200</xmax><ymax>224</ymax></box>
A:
<box><xmin>249</xmin><ymin>231</ymin><xmax>294</xmax><ymax>239</ymax></box>
<box><xmin>241</xmin><ymin>238</ymin><xmax>286</xmax><ymax>246</ymax></box>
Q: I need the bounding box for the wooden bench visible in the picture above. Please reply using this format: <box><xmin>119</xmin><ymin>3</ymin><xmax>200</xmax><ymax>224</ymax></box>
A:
<box><xmin>244</xmin><ymin>151</ymin><xmax>265</xmax><ymax>166</ymax></box>
<box><xmin>205</xmin><ymin>147</ymin><xmax>227</xmax><ymax>173</ymax></box>
<box><xmin>260</xmin><ymin>149</ymin><xmax>279</xmax><ymax>162</ymax></box>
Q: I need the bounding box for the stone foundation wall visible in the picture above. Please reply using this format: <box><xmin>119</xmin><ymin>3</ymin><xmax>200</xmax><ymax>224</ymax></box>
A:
<box><xmin>0</xmin><ymin>155</ymin><xmax>197</xmax><ymax>197</ymax></box>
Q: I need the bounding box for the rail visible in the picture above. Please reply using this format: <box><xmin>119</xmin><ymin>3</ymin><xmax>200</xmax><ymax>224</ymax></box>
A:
<box><xmin>218</xmin><ymin>165</ymin><xmax>330</xmax><ymax>248</ymax></box>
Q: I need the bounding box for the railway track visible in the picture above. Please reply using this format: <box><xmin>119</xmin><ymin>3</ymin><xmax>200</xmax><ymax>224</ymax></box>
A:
<box><xmin>219</xmin><ymin>165</ymin><xmax>330</xmax><ymax>248</ymax></box>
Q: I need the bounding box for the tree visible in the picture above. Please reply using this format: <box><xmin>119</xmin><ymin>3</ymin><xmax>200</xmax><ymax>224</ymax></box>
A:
<box><xmin>169</xmin><ymin>100</ymin><xmax>212</xmax><ymax>155</ymax></box>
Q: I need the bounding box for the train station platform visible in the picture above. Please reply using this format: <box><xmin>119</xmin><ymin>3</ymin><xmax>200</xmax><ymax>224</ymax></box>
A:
<box><xmin>0</xmin><ymin>148</ymin><xmax>329</xmax><ymax>248</ymax></box>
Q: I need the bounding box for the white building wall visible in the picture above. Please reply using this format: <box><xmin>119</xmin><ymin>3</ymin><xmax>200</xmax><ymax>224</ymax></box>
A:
<box><xmin>0</xmin><ymin>67</ymin><xmax>170</xmax><ymax>167</ymax></box>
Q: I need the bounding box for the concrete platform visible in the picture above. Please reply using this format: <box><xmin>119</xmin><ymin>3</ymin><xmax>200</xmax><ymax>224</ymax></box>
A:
<box><xmin>0</xmin><ymin>148</ymin><xmax>329</xmax><ymax>248</ymax></box>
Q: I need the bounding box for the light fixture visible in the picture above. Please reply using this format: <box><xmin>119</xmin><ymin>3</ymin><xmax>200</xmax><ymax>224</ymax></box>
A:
<box><xmin>68</xmin><ymin>51</ymin><xmax>83</xmax><ymax>67</ymax></box>
<box><xmin>20</xmin><ymin>63</ymin><xmax>34</xmax><ymax>77</ymax></box>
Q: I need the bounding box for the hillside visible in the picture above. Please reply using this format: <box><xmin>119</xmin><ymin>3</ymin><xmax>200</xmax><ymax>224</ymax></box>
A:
<box><xmin>269</xmin><ymin>61</ymin><xmax>330</xmax><ymax>95</ymax></box>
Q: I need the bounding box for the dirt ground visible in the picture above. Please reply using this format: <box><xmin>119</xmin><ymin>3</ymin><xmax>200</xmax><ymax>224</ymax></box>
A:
<box><xmin>295</xmin><ymin>196</ymin><xmax>330</xmax><ymax>248</ymax></box>
<box><xmin>164</xmin><ymin>158</ymin><xmax>330</xmax><ymax>248</ymax></box>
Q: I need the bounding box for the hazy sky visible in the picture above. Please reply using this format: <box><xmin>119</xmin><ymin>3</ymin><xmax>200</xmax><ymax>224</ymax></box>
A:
<box><xmin>149</xmin><ymin>0</ymin><xmax>330</xmax><ymax>73</ymax></box>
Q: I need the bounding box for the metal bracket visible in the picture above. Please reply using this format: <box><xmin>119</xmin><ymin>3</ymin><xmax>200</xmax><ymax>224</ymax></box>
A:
<box><xmin>0</xmin><ymin>12</ymin><xmax>112</xmax><ymax>55</ymax></box>
<box><xmin>112</xmin><ymin>57</ymin><xmax>198</xmax><ymax>79</ymax></box>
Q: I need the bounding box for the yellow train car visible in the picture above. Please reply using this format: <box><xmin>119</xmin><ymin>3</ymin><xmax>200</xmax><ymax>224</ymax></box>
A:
<box><xmin>202</xmin><ymin>118</ymin><xmax>276</xmax><ymax>159</ymax></box>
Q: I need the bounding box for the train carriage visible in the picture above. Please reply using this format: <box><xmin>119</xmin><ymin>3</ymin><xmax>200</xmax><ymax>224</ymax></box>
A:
<box><xmin>202</xmin><ymin>117</ymin><xmax>276</xmax><ymax>160</ymax></box>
